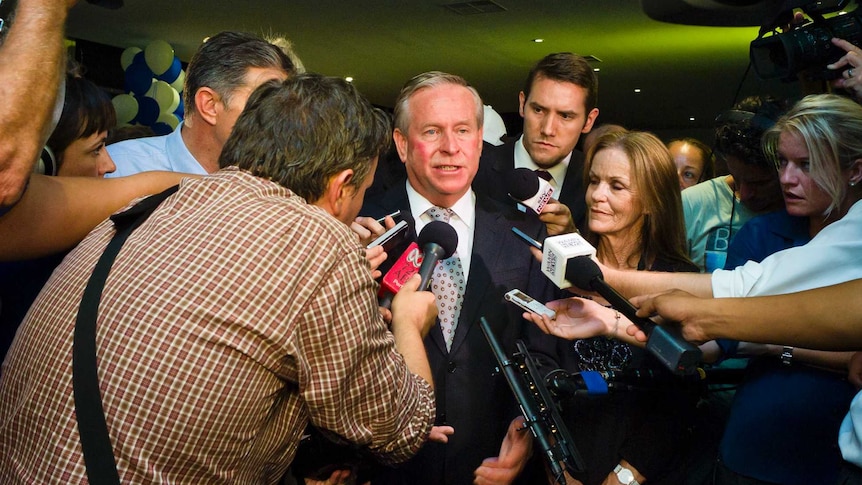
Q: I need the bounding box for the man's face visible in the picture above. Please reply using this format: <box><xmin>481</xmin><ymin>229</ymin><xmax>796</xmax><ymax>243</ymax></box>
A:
<box><xmin>394</xmin><ymin>83</ymin><xmax>483</xmax><ymax>208</ymax></box>
<box><xmin>518</xmin><ymin>76</ymin><xmax>598</xmax><ymax>169</ymax></box>
<box><xmin>214</xmin><ymin>66</ymin><xmax>289</xmax><ymax>148</ymax></box>
<box><xmin>724</xmin><ymin>154</ymin><xmax>783</xmax><ymax>213</ymax></box>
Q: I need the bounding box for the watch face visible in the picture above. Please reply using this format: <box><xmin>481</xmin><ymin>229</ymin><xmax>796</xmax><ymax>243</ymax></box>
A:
<box><xmin>617</xmin><ymin>468</ymin><xmax>635</xmax><ymax>483</ymax></box>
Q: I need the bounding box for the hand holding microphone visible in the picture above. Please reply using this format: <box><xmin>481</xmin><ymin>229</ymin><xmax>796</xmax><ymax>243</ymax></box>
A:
<box><xmin>390</xmin><ymin>274</ymin><xmax>438</xmax><ymax>339</ymax></box>
<box><xmin>378</xmin><ymin>220</ymin><xmax>458</xmax><ymax>308</ymax></box>
<box><xmin>506</xmin><ymin>168</ymin><xmax>577</xmax><ymax>236</ymax></box>
<box><xmin>539</xmin><ymin>232</ymin><xmax>702</xmax><ymax>374</ymax></box>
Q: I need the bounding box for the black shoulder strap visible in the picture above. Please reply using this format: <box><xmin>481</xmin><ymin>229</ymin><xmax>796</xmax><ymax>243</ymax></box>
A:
<box><xmin>73</xmin><ymin>185</ymin><xmax>179</xmax><ymax>485</ymax></box>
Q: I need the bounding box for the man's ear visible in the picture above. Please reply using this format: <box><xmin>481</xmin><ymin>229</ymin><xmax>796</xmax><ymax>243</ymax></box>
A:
<box><xmin>393</xmin><ymin>129</ymin><xmax>408</xmax><ymax>164</ymax></box>
<box><xmin>194</xmin><ymin>87</ymin><xmax>220</xmax><ymax>126</ymax></box>
<box><xmin>322</xmin><ymin>169</ymin><xmax>355</xmax><ymax>219</ymax></box>
<box><xmin>581</xmin><ymin>108</ymin><xmax>600</xmax><ymax>134</ymax></box>
<box><xmin>518</xmin><ymin>91</ymin><xmax>526</xmax><ymax>118</ymax></box>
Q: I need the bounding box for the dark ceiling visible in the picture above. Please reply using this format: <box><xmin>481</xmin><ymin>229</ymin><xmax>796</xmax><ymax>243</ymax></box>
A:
<box><xmin>65</xmin><ymin>0</ymin><xmax>808</xmax><ymax>141</ymax></box>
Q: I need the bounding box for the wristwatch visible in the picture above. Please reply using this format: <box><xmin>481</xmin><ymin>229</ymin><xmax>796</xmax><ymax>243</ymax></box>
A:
<box><xmin>780</xmin><ymin>346</ymin><xmax>794</xmax><ymax>366</ymax></box>
<box><xmin>614</xmin><ymin>464</ymin><xmax>641</xmax><ymax>485</ymax></box>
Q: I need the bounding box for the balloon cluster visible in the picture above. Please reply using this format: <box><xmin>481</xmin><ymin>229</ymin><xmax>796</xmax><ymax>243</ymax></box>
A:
<box><xmin>112</xmin><ymin>40</ymin><xmax>185</xmax><ymax>135</ymax></box>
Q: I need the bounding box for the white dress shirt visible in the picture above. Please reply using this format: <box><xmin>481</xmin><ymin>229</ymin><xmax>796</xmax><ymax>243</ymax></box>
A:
<box><xmin>406</xmin><ymin>181</ymin><xmax>475</xmax><ymax>282</ymax></box>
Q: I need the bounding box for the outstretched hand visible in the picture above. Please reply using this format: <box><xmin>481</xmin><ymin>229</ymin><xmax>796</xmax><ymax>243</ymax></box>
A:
<box><xmin>631</xmin><ymin>289</ymin><xmax>708</xmax><ymax>343</ymax></box>
<box><xmin>473</xmin><ymin>416</ymin><xmax>533</xmax><ymax>485</ymax></box>
<box><xmin>522</xmin><ymin>297</ymin><xmax>615</xmax><ymax>341</ymax></box>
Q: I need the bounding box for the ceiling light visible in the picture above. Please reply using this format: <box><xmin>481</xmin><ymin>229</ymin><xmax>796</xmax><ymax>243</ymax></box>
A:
<box><xmin>345</xmin><ymin>77</ymin><xmax>354</xmax><ymax>83</ymax></box>
<box><xmin>634</xmin><ymin>88</ymin><xmax>641</xmax><ymax>93</ymax></box>
<box><xmin>690</xmin><ymin>117</ymin><xmax>696</xmax><ymax>121</ymax></box>
<box><xmin>532</xmin><ymin>38</ymin><xmax>544</xmax><ymax>43</ymax></box>
<box><xmin>593</xmin><ymin>68</ymin><xmax>600</xmax><ymax>72</ymax></box>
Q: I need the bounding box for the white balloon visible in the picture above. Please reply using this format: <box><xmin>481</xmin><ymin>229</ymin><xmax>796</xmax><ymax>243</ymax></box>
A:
<box><xmin>170</xmin><ymin>69</ymin><xmax>186</xmax><ymax>93</ymax></box>
<box><xmin>147</xmin><ymin>80</ymin><xmax>180</xmax><ymax>113</ymax></box>
<box><xmin>112</xmin><ymin>94</ymin><xmax>139</xmax><ymax>125</ymax></box>
<box><xmin>120</xmin><ymin>46</ymin><xmax>142</xmax><ymax>71</ymax></box>
<box><xmin>144</xmin><ymin>40</ymin><xmax>175</xmax><ymax>76</ymax></box>
<box><xmin>157</xmin><ymin>112</ymin><xmax>180</xmax><ymax>130</ymax></box>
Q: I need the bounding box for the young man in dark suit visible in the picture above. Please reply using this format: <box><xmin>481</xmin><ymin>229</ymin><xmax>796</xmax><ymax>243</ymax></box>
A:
<box><xmin>362</xmin><ymin>71</ymin><xmax>563</xmax><ymax>485</ymax></box>
<box><xmin>474</xmin><ymin>53</ymin><xmax>600</xmax><ymax>235</ymax></box>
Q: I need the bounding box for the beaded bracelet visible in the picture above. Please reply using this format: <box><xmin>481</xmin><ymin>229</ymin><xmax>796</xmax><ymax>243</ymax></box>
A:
<box><xmin>608</xmin><ymin>309</ymin><xmax>621</xmax><ymax>340</ymax></box>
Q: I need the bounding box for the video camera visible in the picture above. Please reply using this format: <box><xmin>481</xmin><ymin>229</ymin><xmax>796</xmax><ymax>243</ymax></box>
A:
<box><xmin>750</xmin><ymin>0</ymin><xmax>862</xmax><ymax>81</ymax></box>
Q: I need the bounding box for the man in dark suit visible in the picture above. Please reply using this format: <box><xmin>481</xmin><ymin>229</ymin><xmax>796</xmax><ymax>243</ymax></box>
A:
<box><xmin>362</xmin><ymin>71</ymin><xmax>562</xmax><ymax>485</ymax></box>
<box><xmin>474</xmin><ymin>53</ymin><xmax>600</xmax><ymax>235</ymax></box>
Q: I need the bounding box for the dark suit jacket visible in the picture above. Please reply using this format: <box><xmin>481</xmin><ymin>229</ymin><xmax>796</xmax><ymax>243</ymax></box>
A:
<box><xmin>474</xmin><ymin>140</ymin><xmax>589</xmax><ymax>233</ymax></box>
<box><xmin>364</xmin><ymin>182</ymin><xmax>563</xmax><ymax>485</ymax></box>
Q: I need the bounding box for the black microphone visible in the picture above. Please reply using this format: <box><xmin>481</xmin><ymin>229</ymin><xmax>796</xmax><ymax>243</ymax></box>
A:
<box><xmin>416</xmin><ymin>221</ymin><xmax>458</xmax><ymax>291</ymax></box>
<box><xmin>547</xmin><ymin>366</ymin><xmax>746</xmax><ymax>399</ymax></box>
<box><xmin>505</xmin><ymin>168</ymin><xmax>554</xmax><ymax>215</ymax></box>
<box><xmin>480</xmin><ymin>319</ymin><xmax>584</xmax><ymax>483</ymax></box>
<box><xmin>564</xmin><ymin>256</ymin><xmax>702</xmax><ymax>375</ymax></box>
<box><xmin>546</xmin><ymin>368</ymin><xmax>708</xmax><ymax>399</ymax></box>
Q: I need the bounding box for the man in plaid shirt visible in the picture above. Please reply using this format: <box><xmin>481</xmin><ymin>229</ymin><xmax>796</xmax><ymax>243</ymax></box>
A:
<box><xmin>0</xmin><ymin>74</ymin><xmax>437</xmax><ymax>483</ymax></box>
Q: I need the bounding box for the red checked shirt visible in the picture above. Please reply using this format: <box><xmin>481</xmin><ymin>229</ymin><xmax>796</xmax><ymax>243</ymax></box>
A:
<box><xmin>0</xmin><ymin>168</ymin><xmax>434</xmax><ymax>483</ymax></box>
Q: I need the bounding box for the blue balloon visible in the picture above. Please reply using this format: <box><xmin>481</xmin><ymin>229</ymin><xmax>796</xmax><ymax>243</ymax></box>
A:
<box><xmin>157</xmin><ymin>57</ymin><xmax>182</xmax><ymax>84</ymax></box>
<box><xmin>134</xmin><ymin>96</ymin><xmax>160</xmax><ymax>126</ymax></box>
<box><xmin>173</xmin><ymin>97</ymin><xmax>184</xmax><ymax>119</ymax></box>
<box><xmin>125</xmin><ymin>53</ymin><xmax>154</xmax><ymax>95</ymax></box>
<box><xmin>151</xmin><ymin>122</ymin><xmax>173</xmax><ymax>136</ymax></box>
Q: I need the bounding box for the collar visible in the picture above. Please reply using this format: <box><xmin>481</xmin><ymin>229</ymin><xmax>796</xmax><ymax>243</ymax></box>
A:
<box><xmin>170</xmin><ymin>121</ymin><xmax>209</xmax><ymax>175</ymax></box>
<box><xmin>405</xmin><ymin>180</ymin><xmax>476</xmax><ymax>229</ymax></box>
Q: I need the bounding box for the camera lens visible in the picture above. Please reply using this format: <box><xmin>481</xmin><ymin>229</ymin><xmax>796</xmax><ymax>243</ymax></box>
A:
<box><xmin>751</xmin><ymin>8</ymin><xmax>862</xmax><ymax>80</ymax></box>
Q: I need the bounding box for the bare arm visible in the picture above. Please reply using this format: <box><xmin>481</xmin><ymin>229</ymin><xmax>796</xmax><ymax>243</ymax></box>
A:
<box><xmin>0</xmin><ymin>0</ymin><xmax>77</xmax><ymax>207</ymax></box>
<box><xmin>733</xmin><ymin>343</ymin><xmax>854</xmax><ymax>372</ymax></box>
<box><xmin>600</xmin><ymin>264</ymin><xmax>714</xmax><ymax>299</ymax></box>
<box><xmin>632</xmin><ymin>280</ymin><xmax>862</xmax><ymax>351</ymax></box>
<box><xmin>0</xmin><ymin>172</ymin><xmax>192</xmax><ymax>260</ymax></box>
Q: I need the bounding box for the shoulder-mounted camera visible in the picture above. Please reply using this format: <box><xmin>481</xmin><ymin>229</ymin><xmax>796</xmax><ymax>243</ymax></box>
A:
<box><xmin>751</xmin><ymin>0</ymin><xmax>862</xmax><ymax>81</ymax></box>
